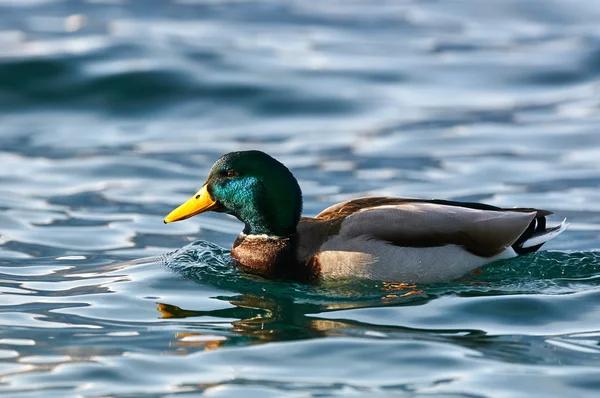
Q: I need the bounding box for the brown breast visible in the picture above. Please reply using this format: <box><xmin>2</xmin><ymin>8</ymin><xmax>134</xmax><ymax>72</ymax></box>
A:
<box><xmin>231</xmin><ymin>234</ymin><xmax>320</xmax><ymax>283</ymax></box>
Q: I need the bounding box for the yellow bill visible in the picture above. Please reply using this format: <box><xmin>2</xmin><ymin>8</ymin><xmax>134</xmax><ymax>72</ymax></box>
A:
<box><xmin>164</xmin><ymin>185</ymin><xmax>218</xmax><ymax>223</ymax></box>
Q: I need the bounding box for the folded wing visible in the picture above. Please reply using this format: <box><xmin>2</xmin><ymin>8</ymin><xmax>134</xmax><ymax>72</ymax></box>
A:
<box><xmin>318</xmin><ymin>197</ymin><xmax>538</xmax><ymax>257</ymax></box>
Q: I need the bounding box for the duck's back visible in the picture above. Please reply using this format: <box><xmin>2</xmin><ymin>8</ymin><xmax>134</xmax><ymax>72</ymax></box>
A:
<box><xmin>298</xmin><ymin>197</ymin><xmax>566</xmax><ymax>282</ymax></box>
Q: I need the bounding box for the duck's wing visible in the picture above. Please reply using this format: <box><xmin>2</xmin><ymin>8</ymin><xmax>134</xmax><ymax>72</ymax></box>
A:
<box><xmin>316</xmin><ymin>197</ymin><xmax>541</xmax><ymax>257</ymax></box>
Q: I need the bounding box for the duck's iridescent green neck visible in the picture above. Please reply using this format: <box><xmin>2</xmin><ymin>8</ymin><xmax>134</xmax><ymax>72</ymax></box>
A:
<box><xmin>213</xmin><ymin>176</ymin><xmax>301</xmax><ymax>236</ymax></box>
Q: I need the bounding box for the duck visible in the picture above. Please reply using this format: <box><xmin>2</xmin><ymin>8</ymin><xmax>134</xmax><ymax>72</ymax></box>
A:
<box><xmin>164</xmin><ymin>150</ymin><xmax>567</xmax><ymax>283</ymax></box>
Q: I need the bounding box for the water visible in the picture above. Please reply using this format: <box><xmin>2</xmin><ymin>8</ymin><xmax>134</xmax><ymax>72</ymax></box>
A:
<box><xmin>1</xmin><ymin>0</ymin><xmax>600</xmax><ymax>396</ymax></box>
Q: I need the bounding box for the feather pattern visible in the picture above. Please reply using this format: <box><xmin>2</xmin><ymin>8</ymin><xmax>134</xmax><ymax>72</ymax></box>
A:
<box><xmin>290</xmin><ymin>196</ymin><xmax>565</xmax><ymax>281</ymax></box>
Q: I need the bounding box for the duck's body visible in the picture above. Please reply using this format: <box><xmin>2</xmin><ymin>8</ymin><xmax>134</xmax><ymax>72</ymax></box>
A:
<box><xmin>232</xmin><ymin>197</ymin><xmax>566</xmax><ymax>283</ymax></box>
<box><xmin>165</xmin><ymin>151</ymin><xmax>567</xmax><ymax>283</ymax></box>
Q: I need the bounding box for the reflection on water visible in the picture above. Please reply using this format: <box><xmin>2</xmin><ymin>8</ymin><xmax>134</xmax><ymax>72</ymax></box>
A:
<box><xmin>1</xmin><ymin>0</ymin><xmax>600</xmax><ymax>396</ymax></box>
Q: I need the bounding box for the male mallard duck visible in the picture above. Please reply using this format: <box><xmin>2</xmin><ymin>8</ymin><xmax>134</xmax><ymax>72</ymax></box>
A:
<box><xmin>164</xmin><ymin>150</ymin><xmax>567</xmax><ymax>283</ymax></box>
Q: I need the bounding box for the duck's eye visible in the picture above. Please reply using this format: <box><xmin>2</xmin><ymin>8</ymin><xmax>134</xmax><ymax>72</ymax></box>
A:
<box><xmin>224</xmin><ymin>170</ymin><xmax>239</xmax><ymax>178</ymax></box>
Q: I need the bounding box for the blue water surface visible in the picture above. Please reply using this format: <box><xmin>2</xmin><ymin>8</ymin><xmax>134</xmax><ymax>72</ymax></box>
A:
<box><xmin>1</xmin><ymin>0</ymin><xmax>600</xmax><ymax>396</ymax></box>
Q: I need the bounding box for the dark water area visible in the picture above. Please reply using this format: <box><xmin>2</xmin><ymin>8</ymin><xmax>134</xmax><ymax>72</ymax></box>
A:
<box><xmin>1</xmin><ymin>0</ymin><xmax>600</xmax><ymax>396</ymax></box>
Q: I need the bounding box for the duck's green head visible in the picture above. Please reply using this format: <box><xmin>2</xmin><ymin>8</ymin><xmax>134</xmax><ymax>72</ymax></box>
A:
<box><xmin>164</xmin><ymin>150</ymin><xmax>302</xmax><ymax>236</ymax></box>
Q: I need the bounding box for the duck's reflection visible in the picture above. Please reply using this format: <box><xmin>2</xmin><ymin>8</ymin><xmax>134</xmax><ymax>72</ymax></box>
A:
<box><xmin>155</xmin><ymin>287</ymin><xmax>540</xmax><ymax>365</ymax></box>
<box><xmin>157</xmin><ymin>293</ymin><xmax>339</xmax><ymax>345</ymax></box>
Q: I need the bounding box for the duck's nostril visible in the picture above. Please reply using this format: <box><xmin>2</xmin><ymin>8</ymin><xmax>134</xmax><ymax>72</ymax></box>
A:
<box><xmin>195</xmin><ymin>195</ymin><xmax>201</xmax><ymax>199</ymax></box>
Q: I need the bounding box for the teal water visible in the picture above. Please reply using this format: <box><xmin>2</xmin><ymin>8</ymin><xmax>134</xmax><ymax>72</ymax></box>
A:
<box><xmin>1</xmin><ymin>0</ymin><xmax>600</xmax><ymax>396</ymax></box>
